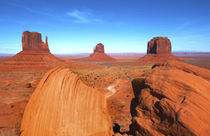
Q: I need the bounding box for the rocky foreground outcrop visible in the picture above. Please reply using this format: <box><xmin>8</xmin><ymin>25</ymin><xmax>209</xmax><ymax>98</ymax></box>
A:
<box><xmin>82</xmin><ymin>43</ymin><xmax>115</xmax><ymax>62</ymax></box>
<box><xmin>130</xmin><ymin>61</ymin><xmax>210</xmax><ymax>136</ymax></box>
<box><xmin>21</xmin><ymin>67</ymin><xmax>113</xmax><ymax>136</ymax></box>
<box><xmin>0</xmin><ymin>31</ymin><xmax>67</xmax><ymax>71</ymax></box>
<box><xmin>139</xmin><ymin>37</ymin><xmax>179</xmax><ymax>65</ymax></box>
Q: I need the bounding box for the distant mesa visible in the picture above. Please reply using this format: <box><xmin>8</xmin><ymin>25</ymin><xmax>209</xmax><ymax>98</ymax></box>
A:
<box><xmin>21</xmin><ymin>31</ymin><xmax>50</xmax><ymax>53</ymax></box>
<box><xmin>147</xmin><ymin>37</ymin><xmax>171</xmax><ymax>54</ymax></box>
<box><xmin>0</xmin><ymin>31</ymin><xmax>67</xmax><ymax>71</ymax></box>
<box><xmin>22</xmin><ymin>31</ymin><xmax>49</xmax><ymax>52</ymax></box>
<box><xmin>94</xmin><ymin>43</ymin><xmax>105</xmax><ymax>53</ymax></box>
<box><xmin>138</xmin><ymin>36</ymin><xmax>179</xmax><ymax>65</ymax></box>
<box><xmin>78</xmin><ymin>43</ymin><xmax>116</xmax><ymax>62</ymax></box>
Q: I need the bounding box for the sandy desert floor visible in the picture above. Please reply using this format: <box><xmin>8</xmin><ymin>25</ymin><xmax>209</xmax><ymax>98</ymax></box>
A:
<box><xmin>0</xmin><ymin>54</ymin><xmax>210</xmax><ymax>135</ymax></box>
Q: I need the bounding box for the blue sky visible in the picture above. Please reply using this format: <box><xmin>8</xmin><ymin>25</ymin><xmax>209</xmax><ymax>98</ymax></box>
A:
<box><xmin>0</xmin><ymin>0</ymin><xmax>210</xmax><ymax>54</ymax></box>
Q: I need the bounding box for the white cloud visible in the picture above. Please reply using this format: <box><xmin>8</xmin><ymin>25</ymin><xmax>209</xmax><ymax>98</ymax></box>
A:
<box><xmin>67</xmin><ymin>10</ymin><xmax>89</xmax><ymax>23</ymax></box>
<box><xmin>66</xmin><ymin>9</ymin><xmax>103</xmax><ymax>24</ymax></box>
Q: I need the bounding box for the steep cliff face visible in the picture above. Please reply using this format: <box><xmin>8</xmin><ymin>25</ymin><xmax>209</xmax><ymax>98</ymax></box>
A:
<box><xmin>21</xmin><ymin>67</ymin><xmax>113</xmax><ymax>136</ymax></box>
<box><xmin>0</xmin><ymin>31</ymin><xmax>67</xmax><ymax>71</ymax></box>
<box><xmin>139</xmin><ymin>37</ymin><xmax>179</xmax><ymax>65</ymax></box>
<box><xmin>94</xmin><ymin>43</ymin><xmax>105</xmax><ymax>53</ymax></box>
<box><xmin>130</xmin><ymin>61</ymin><xmax>210</xmax><ymax>136</ymax></box>
<box><xmin>147</xmin><ymin>37</ymin><xmax>171</xmax><ymax>54</ymax></box>
<box><xmin>22</xmin><ymin>31</ymin><xmax>49</xmax><ymax>52</ymax></box>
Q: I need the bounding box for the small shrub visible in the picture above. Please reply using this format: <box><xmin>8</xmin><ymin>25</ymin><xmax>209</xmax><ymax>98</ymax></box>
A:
<box><xmin>10</xmin><ymin>104</ymin><xmax>14</xmax><ymax>108</ymax></box>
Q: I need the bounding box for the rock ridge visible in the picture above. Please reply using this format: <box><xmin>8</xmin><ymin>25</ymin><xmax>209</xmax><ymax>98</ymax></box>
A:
<box><xmin>21</xmin><ymin>67</ymin><xmax>113</xmax><ymax>136</ymax></box>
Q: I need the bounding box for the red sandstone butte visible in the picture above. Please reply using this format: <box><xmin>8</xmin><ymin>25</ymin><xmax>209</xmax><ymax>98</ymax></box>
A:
<box><xmin>138</xmin><ymin>37</ymin><xmax>179</xmax><ymax>65</ymax></box>
<box><xmin>0</xmin><ymin>31</ymin><xmax>68</xmax><ymax>71</ymax></box>
<box><xmin>94</xmin><ymin>43</ymin><xmax>105</xmax><ymax>53</ymax></box>
<box><xmin>22</xmin><ymin>31</ymin><xmax>49</xmax><ymax>52</ymax></box>
<box><xmin>79</xmin><ymin>43</ymin><xmax>115</xmax><ymax>62</ymax></box>
<box><xmin>147</xmin><ymin>37</ymin><xmax>171</xmax><ymax>54</ymax></box>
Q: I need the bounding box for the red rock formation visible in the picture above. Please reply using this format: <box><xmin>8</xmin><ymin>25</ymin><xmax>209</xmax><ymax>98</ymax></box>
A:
<box><xmin>0</xmin><ymin>31</ymin><xmax>68</xmax><ymax>71</ymax></box>
<box><xmin>94</xmin><ymin>43</ymin><xmax>105</xmax><ymax>53</ymax></box>
<box><xmin>0</xmin><ymin>51</ymin><xmax>68</xmax><ymax>71</ymax></box>
<box><xmin>138</xmin><ymin>37</ymin><xmax>178</xmax><ymax>65</ymax></box>
<box><xmin>130</xmin><ymin>60</ymin><xmax>210</xmax><ymax>136</ymax></box>
<box><xmin>152</xmin><ymin>60</ymin><xmax>210</xmax><ymax>81</ymax></box>
<box><xmin>147</xmin><ymin>37</ymin><xmax>171</xmax><ymax>54</ymax></box>
<box><xmin>106</xmin><ymin>79</ymin><xmax>134</xmax><ymax>134</ymax></box>
<box><xmin>22</xmin><ymin>31</ymin><xmax>49</xmax><ymax>52</ymax></box>
<box><xmin>21</xmin><ymin>67</ymin><xmax>113</xmax><ymax>136</ymax></box>
<box><xmin>80</xmin><ymin>43</ymin><xmax>115</xmax><ymax>62</ymax></box>
<box><xmin>87</xmin><ymin>52</ymin><xmax>116</xmax><ymax>62</ymax></box>
<box><xmin>138</xmin><ymin>54</ymin><xmax>180</xmax><ymax>65</ymax></box>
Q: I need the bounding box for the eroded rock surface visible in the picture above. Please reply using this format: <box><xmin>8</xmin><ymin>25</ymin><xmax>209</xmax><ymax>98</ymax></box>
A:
<box><xmin>147</xmin><ymin>37</ymin><xmax>171</xmax><ymax>54</ymax></box>
<box><xmin>21</xmin><ymin>67</ymin><xmax>113</xmax><ymax>136</ymax></box>
<box><xmin>130</xmin><ymin>61</ymin><xmax>210</xmax><ymax>136</ymax></box>
<box><xmin>94</xmin><ymin>43</ymin><xmax>105</xmax><ymax>53</ymax></box>
<box><xmin>81</xmin><ymin>43</ymin><xmax>115</xmax><ymax>62</ymax></box>
<box><xmin>139</xmin><ymin>37</ymin><xmax>178</xmax><ymax>65</ymax></box>
<box><xmin>0</xmin><ymin>31</ymin><xmax>68</xmax><ymax>71</ymax></box>
<box><xmin>22</xmin><ymin>31</ymin><xmax>49</xmax><ymax>52</ymax></box>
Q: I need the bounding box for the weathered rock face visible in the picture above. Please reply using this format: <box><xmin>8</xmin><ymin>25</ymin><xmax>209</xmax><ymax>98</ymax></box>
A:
<box><xmin>138</xmin><ymin>54</ymin><xmax>179</xmax><ymax>65</ymax></box>
<box><xmin>147</xmin><ymin>37</ymin><xmax>171</xmax><ymax>54</ymax></box>
<box><xmin>22</xmin><ymin>31</ymin><xmax>49</xmax><ymax>52</ymax></box>
<box><xmin>94</xmin><ymin>43</ymin><xmax>105</xmax><ymax>53</ymax></box>
<box><xmin>138</xmin><ymin>37</ymin><xmax>177</xmax><ymax>65</ymax></box>
<box><xmin>80</xmin><ymin>43</ymin><xmax>115</xmax><ymax>62</ymax></box>
<box><xmin>21</xmin><ymin>67</ymin><xmax>113</xmax><ymax>136</ymax></box>
<box><xmin>0</xmin><ymin>31</ymin><xmax>68</xmax><ymax>71</ymax></box>
<box><xmin>0</xmin><ymin>50</ymin><xmax>68</xmax><ymax>71</ymax></box>
<box><xmin>130</xmin><ymin>61</ymin><xmax>210</xmax><ymax>136</ymax></box>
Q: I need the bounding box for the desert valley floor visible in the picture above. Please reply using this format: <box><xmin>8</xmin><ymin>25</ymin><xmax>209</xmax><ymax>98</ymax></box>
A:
<box><xmin>0</xmin><ymin>53</ymin><xmax>210</xmax><ymax>136</ymax></box>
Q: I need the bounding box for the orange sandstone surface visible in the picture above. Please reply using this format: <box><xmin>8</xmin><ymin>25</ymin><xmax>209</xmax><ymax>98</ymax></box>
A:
<box><xmin>20</xmin><ymin>67</ymin><xmax>113</xmax><ymax>136</ymax></box>
<box><xmin>0</xmin><ymin>50</ymin><xmax>68</xmax><ymax>71</ymax></box>
<box><xmin>130</xmin><ymin>60</ymin><xmax>210</xmax><ymax>136</ymax></box>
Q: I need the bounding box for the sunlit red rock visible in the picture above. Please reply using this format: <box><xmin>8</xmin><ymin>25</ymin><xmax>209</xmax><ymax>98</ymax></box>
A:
<box><xmin>147</xmin><ymin>37</ymin><xmax>171</xmax><ymax>54</ymax></box>
<box><xmin>130</xmin><ymin>60</ymin><xmax>210</xmax><ymax>136</ymax></box>
<box><xmin>0</xmin><ymin>31</ymin><xmax>68</xmax><ymax>71</ymax></box>
<box><xmin>0</xmin><ymin>100</ymin><xmax>28</xmax><ymax>135</ymax></box>
<box><xmin>21</xmin><ymin>67</ymin><xmax>113</xmax><ymax>136</ymax></box>
<box><xmin>22</xmin><ymin>31</ymin><xmax>49</xmax><ymax>52</ymax></box>
<box><xmin>138</xmin><ymin>37</ymin><xmax>179</xmax><ymax>65</ymax></box>
<box><xmin>78</xmin><ymin>43</ymin><xmax>115</xmax><ymax>62</ymax></box>
<box><xmin>94</xmin><ymin>43</ymin><xmax>105</xmax><ymax>53</ymax></box>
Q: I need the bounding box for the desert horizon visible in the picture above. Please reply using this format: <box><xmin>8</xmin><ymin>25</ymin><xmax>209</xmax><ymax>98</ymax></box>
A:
<box><xmin>0</xmin><ymin>0</ymin><xmax>210</xmax><ymax>136</ymax></box>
